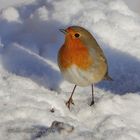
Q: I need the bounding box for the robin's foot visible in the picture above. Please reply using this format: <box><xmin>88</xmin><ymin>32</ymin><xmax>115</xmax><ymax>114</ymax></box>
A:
<box><xmin>66</xmin><ymin>98</ymin><xmax>74</xmax><ymax>109</ymax></box>
<box><xmin>90</xmin><ymin>100</ymin><xmax>94</xmax><ymax>106</ymax></box>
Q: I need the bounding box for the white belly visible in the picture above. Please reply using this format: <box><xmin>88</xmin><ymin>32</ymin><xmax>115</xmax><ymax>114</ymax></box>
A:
<box><xmin>62</xmin><ymin>65</ymin><xmax>95</xmax><ymax>86</ymax></box>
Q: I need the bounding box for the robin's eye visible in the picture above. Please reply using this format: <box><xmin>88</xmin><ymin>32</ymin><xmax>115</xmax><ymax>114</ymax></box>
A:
<box><xmin>74</xmin><ymin>33</ymin><xmax>80</xmax><ymax>38</ymax></box>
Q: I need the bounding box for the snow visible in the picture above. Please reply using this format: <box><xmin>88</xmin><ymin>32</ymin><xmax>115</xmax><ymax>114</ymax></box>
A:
<box><xmin>0</xmin><ymin>0</ymin><xmax>35</xmax><ymax>10</ymax></box>
<box><xmin>0</xmin><ymin>7</ymin><xmax>20</xmax><ymax>22</ymax></box>
<box><xmin>124</xmin><ymin>0</ymin><xmax>140</xmax><ymax>15</ymax></box>
<box><xmin>0</xmin><ymin>0</ymin><xmax>140</xmax><ymax>140</ymax></box>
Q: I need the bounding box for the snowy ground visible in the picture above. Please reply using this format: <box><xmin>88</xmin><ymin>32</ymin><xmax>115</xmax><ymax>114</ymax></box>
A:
<box><xmin>124</xmin><ymin>0</ymin><xmax>140</xmax><ymax>15</ymax></box>
<box><xmin>0</xmin><ymin>0</ymin><xmax>140</xmax><ymax>140</ymax></box>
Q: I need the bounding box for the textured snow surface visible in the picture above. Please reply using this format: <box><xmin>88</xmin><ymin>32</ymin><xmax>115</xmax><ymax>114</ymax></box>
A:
<box><xmin>0</xmin><ymin>0</ymin><xmax>140</xmax><ymax>140</ymax></box>
<box><xmin>124</xmin><ymin>0</ymin><xmax>140</xmax><ymax>14</ymax></box>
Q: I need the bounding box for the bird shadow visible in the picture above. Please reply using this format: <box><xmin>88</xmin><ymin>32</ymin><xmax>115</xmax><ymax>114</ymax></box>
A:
<box><xmin>97</xmin><ymin>46</ymin><xmax>140</xmax><ymax>95</ymax></box>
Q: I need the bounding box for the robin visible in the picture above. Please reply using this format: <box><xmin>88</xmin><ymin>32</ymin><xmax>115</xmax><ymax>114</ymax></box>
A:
<box><xmin>58</xmin><ymin>26</ymin><xmax>112</xmax><ymax>109</ymax></box>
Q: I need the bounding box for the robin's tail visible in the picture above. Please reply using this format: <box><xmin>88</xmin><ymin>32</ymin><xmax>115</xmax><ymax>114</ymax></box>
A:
<box><xmin>104</xmin><ymin>73</ymin><xmax>113</xmax><ymax>81</ymax></box>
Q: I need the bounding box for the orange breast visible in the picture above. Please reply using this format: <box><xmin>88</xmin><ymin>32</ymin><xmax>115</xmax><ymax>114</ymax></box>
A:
<box><xmin>58</xmin><ymin>37</ymin><xmax>93</xmax><ymax>70</ymax></box>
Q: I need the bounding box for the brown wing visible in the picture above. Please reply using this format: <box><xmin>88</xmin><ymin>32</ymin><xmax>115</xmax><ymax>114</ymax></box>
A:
<box><xmin>90</xmin><ymin>39</ymin><xmax>113</xmax><ymax>81</ymax></box>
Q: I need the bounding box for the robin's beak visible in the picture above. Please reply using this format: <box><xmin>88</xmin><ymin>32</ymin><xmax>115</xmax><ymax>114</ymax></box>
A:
<box><xmin>59</xmin><ymin>29</ymin><xmax>67</xmax><ymax>34</ymax></box>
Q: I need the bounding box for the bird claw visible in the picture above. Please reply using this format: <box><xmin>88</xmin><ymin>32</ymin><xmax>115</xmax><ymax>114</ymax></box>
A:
<box><xmin>66</xmin><ymin>98</ymin><xmax>74</xmax><ymax>109</ymax></box>
<box><xmin>90</xmin><ymin>100</ymin><xmax>94</xmax><ymax>106</ymax></box>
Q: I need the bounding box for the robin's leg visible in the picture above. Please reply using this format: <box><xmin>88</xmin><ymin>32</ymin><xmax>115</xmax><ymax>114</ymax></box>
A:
<box><xmin>90</xmin><ymin>84</ymin><xmax>95</xmax><ymax>106</ymax></box>
<box><xmin>66</xmin><ymin>85</ymin><xmax>77</xmax><ymax>109</ymax></box>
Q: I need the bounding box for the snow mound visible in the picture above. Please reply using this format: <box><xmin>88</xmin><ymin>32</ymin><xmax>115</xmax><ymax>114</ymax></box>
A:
<box><xmin>0</xmin><ymin>7</ymin><xmax>20</xmax><ymax>22</ymax></box>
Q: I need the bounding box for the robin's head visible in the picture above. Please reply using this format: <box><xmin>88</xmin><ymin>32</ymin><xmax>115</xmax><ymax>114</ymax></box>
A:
<box><xmin>59</xmin><ymin>26</ymin><xmax>94</xmax><ymax>44</ymax></box>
